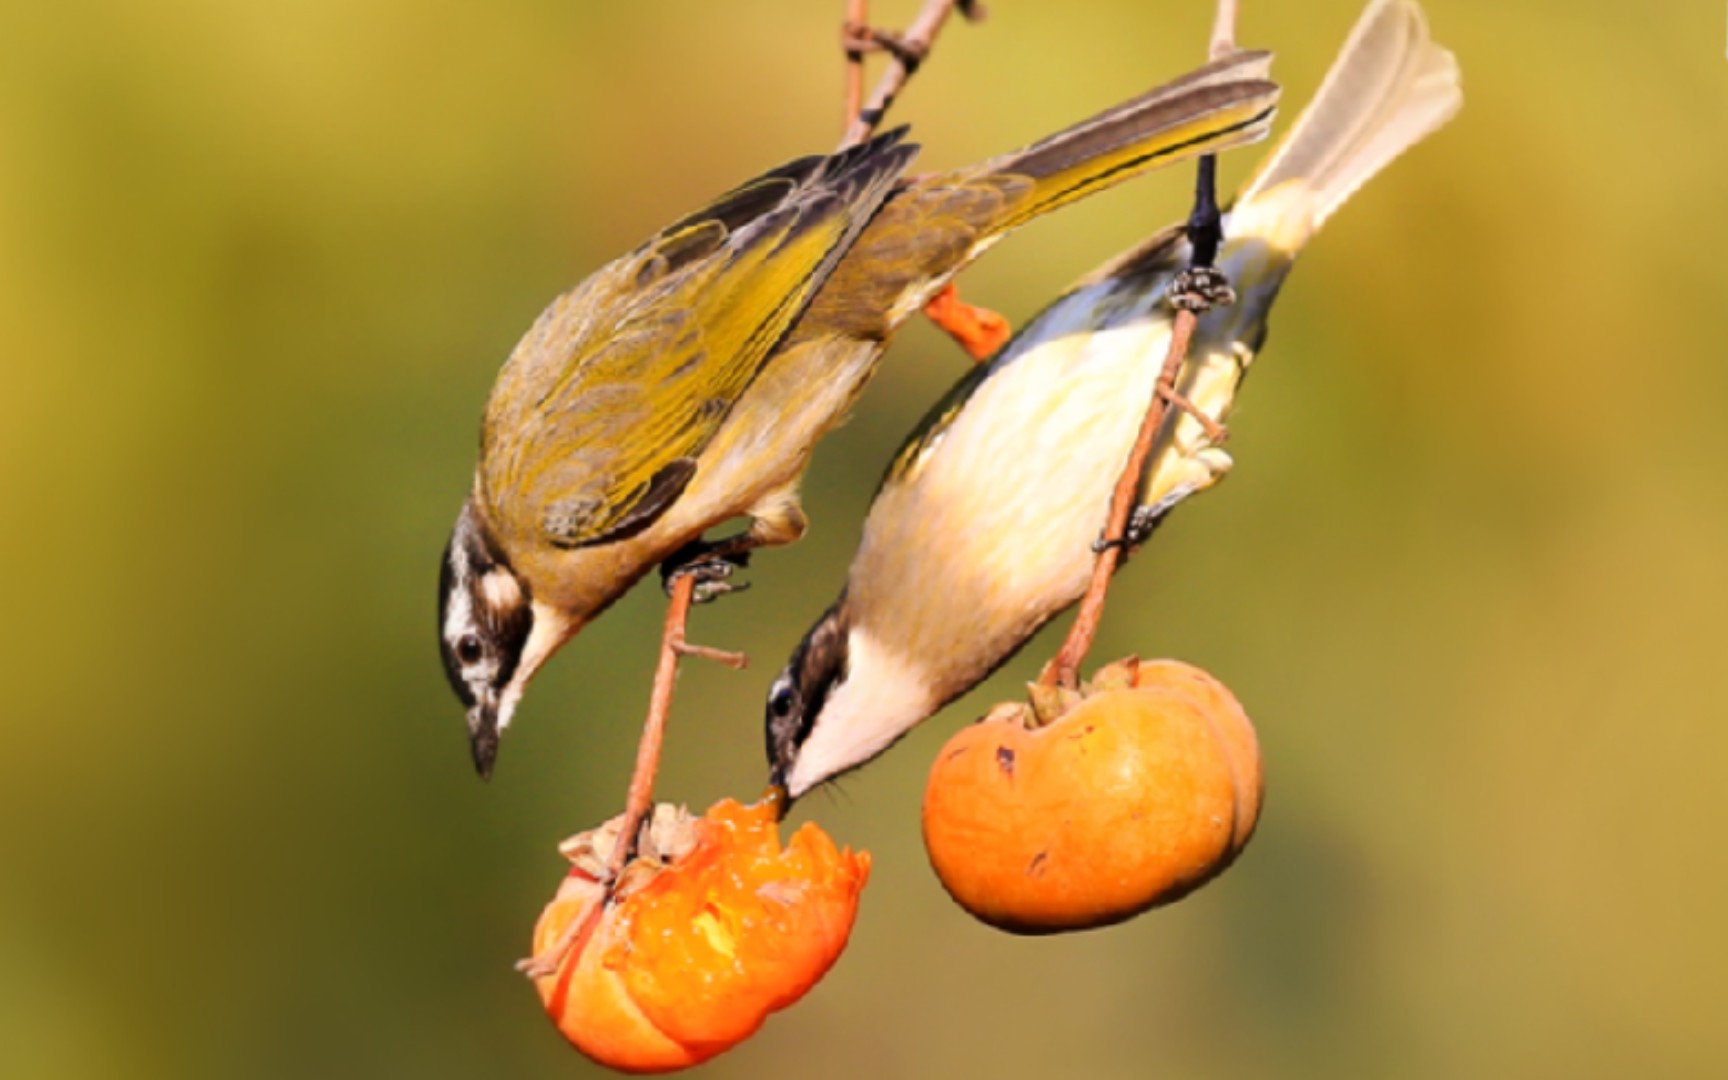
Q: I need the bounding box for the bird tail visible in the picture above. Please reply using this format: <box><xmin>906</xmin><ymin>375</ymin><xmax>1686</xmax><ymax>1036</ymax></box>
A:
<box><xmin>1232</xmin><ymin>0</ymin><xmax>1461</xmax><ymax>246</ymax></box>
<box><xmin>988</xmin><ymin>50</ymin><xmax>1281</xmax><ymax>230</ymax></box>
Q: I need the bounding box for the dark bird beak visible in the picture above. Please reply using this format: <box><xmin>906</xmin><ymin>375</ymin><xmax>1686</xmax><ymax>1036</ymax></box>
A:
<box><xmin>763</xmin><ymin>777</ymin><xmax>792</xmax><ymax>821</ymax></box>
<box><xmin>468</xmin><ymin>699</ymin><xmax>500</xmax><ymax>781</ymax></box>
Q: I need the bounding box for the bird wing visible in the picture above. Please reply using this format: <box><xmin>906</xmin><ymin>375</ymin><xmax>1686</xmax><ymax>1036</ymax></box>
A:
<box><xmin>481</xmin><ymin>130</ymin><xmax>918</xmax><ymax>549</ymax></box>
<box><xmin>778</xmin><ymin>52</ymin><xmax>1277</xmax><ymax>350</ymax></box>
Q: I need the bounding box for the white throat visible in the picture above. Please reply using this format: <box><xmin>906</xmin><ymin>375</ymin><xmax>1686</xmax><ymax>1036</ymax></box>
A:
<box><xmin>498</xmin><ymin>600</ymin><xmax>583</xmax><ymax>733</ymax></box>
<box><xmin>784</xmin><ymin>629</ymin><xmax>936</xmax><ymax>798</ymax></box>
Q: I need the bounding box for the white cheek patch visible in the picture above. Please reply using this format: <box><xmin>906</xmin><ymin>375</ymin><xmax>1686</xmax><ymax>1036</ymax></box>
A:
<box><xmin>479</xmin><ymin>569</ymin><xmax>523</xmax><ymax>611</ymax></box>
<box><xmin>441</xmin><ymin>555</ymin><xmax>497</xmax><ymax>685</ymax></box>
<box><xmin>786</xmin><ymin>630</ymin><xmax>935</xmax><ymax>798</ymax></box>
<box><xmin>443</xmin><ymin>537</ymin><xmax>475</xmax><ymax>644</ymax></box>
<box><xmin>444</xmin><ymin>587</ymin><xmax>474</xmax><ymax>646</ymax></box>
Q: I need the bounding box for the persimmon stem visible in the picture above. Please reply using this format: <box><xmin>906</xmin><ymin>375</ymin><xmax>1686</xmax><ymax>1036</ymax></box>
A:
<box><xmin>1040</xmin><ymin>0</ymin><xmax>1242</xmax><ymax>691</ymax></box>
<box><xmin>838</xmin><ymin>0</ymin><xmax>986</xmax><ymax>150</ymax></box>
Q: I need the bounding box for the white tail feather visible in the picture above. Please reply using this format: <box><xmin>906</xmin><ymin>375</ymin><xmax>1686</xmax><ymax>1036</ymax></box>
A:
<box><xmin>1239</xmin><ymin>0</ymin><xmax>1462</xmax><ymax>231</ymax></box>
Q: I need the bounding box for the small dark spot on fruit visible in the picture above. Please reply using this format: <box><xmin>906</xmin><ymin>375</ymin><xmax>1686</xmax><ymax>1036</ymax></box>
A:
<box><xmin>995</xmin><ymin>745</ymin><xmax>1015</xmax><ymax>777</ymax></box>
<box><xmin>1028</xmin><ymin>851</ymin><xmax>1048</xmax><ymax>877</ymax></box>
<box><xmin>945</xmin><ymin>745</ymin><xmax>969</xmax><ymax>762</ymax></box>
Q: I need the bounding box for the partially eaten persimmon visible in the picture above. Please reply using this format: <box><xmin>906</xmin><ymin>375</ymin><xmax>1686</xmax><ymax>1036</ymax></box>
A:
<box><xmin>529</xmin><ymin>798</ymin><xmax>870</xmax><ymax>1073</ymax></box>
<box><xmin>922</xmin><ymin>657</ymin><xmax>1261</xmax><ymax>933</ymax></box>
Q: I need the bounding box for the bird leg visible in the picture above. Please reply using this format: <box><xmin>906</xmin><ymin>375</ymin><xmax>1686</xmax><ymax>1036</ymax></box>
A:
<box><xmin>660</xmin><ymin>499</ymin><xmax>808</xmax><ymax>603</ymax></box>
<box><xmin>1107</xmin><ymin>478</ymin><xmax>1212</xmax><ymax>552</ymax></box>
<box><xmin>1134</xmin><ymin>158</ymin><xmax>1234</xmax><ymax>441</ymax></box>
<box><xmin>660</xmin><ymin>541</ymin><xmax>752</xmax><ymax>603</ymax></box>
<box><xmin>1184</xmin><ymin>156</ymin><xmax>1226</xmax><ymax>269</ymax></box>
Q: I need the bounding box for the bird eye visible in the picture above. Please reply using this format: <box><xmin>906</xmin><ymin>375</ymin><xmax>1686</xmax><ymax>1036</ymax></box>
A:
<box><xmin>768</xmin><ymin>681</ymin><xmax>795</xmax><ymax>718</ymax></box>
<box><xmin>456</xmin><ymin>634</ymin><xmax>483</xmax><ymax>665</ymax></box>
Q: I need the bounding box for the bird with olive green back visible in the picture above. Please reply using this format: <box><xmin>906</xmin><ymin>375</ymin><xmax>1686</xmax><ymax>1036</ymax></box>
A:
<box><xmin>439</xmin><ymin>52</ymin><xmax>1281</xmax><ymax>778</ymax></box>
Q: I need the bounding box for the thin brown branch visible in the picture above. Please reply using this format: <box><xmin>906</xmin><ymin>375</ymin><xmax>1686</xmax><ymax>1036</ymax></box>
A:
<box><xmin>515</xmin><ymin>580</ymin><xmax>746</xmax><ymax>979</ymax></box>
<box><xmin>842</xmin><ymin>0</ymin><xmax>870</xmax><ymax>136</ymax></box>
<box><xmin>1040</xmin><ymin>0</ymin><xmax>1242</xmax><ymax>691</ymax></box>
<box><xmin>838</xmin><ymin>0</ymin><xmax>987</xmax><ymax>150</ymax></box>
<box><xmin>516</xmin><ymin>877</ymin><xmax>605</xmax><ymax>977</ymax></box>
<box><xmin>1042</xmin><ymin>309</ymin><xmax>1201</xmax><ymax>690</ymax></box>
<box><xmin>602</xmin><ymin>573</ymin><xmax>747</xmax><ymax>887</ymax></box>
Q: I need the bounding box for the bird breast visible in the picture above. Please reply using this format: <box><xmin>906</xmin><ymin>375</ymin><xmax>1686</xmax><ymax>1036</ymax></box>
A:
<box><xmin>849</xmin><ymin>289</ymin><xmax>1176</xmax><ymax>703</ymax></box>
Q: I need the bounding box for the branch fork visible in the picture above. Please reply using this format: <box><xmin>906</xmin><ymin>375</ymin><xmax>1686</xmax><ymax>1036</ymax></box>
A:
<box><xmin>839</xmin><ymin>0</ymin><xmax>988</xmax><ymax>150</ymax></box>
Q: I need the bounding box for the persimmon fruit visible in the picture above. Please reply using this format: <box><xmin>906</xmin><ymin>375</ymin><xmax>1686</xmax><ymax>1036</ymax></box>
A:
<box><xmin>528</xmin><ymin>797</ymin><xmax>869</xmax><ymax>1073</ymax></box>
<box><xmin>922</xmin><ymin>657</ymin><xmax>1261</xmax><ymax>933</ymax></box>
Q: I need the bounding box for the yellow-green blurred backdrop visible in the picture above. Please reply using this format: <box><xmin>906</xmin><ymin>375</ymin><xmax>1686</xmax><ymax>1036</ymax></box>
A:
<box><xmin>3</xmin><ymin>1</ymin><xmax>1724</xmax><ymax>1077</ymax></box>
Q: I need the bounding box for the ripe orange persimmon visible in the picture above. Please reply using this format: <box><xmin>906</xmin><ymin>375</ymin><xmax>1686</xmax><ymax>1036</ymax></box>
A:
<box><xmin>529</xmin><ymin>798</ymin><xmax>869</xmax><ymax>1073</ymax></box>
<box><xmin>922</xmin><ymin>657</ymin><xmax>1261</xmax><ymax>933</ymax></box>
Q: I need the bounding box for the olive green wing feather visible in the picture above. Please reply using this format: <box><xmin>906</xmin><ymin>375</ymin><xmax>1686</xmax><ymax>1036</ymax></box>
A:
<box><xmin>481</xmin><ymin>130</ymin><xmax>918</xmax><ymax>549</ymax></box>
<box><xmin>782</xmin><ymin>52</ymin><xmax>1277</xmax><ymax>350</ymax></box>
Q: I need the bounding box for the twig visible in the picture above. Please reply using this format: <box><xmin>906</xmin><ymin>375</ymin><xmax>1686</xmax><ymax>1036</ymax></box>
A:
<box><xmin>516</xmin><ymin>580</ymin><xmax>746</xmax><ymax>980</ymax></box>
<box><xmin>839</xmin><ymin>0</ymin><xmax>987</xmax><ymax>149</ymax></box>
<box><xmin>1042</xmin><ymin>310</ymin><xmax>1202</xmax><ymax>690</ymax></box>
<box><xmin>517</xmin><ymin>876</ymin><xmax>605</xmax><ymax>978</ymax></box>
<box><xmin>1040</xmin><ymin>0</ymin><xmax>1242</xmax><ymax>691</ymax></box>
<box><xmin>602</xmin><ymin>573</ymin><xmax>747</xmax><ymax>888</ymax></box>
<box><xmin>842</xmin><ymin>0</ymin><xmax>869</xmax><ymax>134</ymax></box>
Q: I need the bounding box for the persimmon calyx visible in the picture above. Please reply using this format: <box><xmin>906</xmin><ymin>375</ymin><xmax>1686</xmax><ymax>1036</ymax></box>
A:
<box><xmin>556</xmin><ymin>803</ymin><xmax>701</xmax><ymax>896</ymax></box>
<box><xmin>1023</xmin><ymin>685</ymin><xmax>1076</xmax><ymax>728</ymax></box>
<box><xmin>1086</xmin><ymin>656</ymin><xmax>1143</xmax><ymax>693</ymax></box>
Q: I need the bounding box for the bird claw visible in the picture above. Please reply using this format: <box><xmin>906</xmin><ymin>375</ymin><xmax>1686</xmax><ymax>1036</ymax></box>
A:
<box><xmin>1122</xmin><ymin>503</ymin><xmax>1166</xmax><ymax>548</ymax></box>
<box><xmin>660</xmin><ymin>543</ymin><xmax>752</xmax><ymax>603</ymax></box>
<box><xmin>1168</xmin><ymin>265</ymin><xmax>1235</xmax><ymax>312</ymax></box>
<box><xmin>1093</xmin><ymin>483</ymin><xmax>1201</xmax><ymax>555</ymax></box>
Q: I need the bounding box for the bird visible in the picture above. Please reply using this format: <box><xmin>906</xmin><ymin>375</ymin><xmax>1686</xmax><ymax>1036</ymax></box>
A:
<box><xmin>765</xmin><ymin>0</ymin><xmax>1462</xmax><ymax>802</ymax></box>
<box><xmin>438</xmin><ymin>52</ymin><xmax>1282</xmax><ymax>779</ymax></box>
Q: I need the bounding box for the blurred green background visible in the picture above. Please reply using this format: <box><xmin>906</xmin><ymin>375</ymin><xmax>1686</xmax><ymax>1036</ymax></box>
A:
<box><xmin>3</xmin><ymin>1</ymin><xmax>1724</xmax><ymax>1076</ymax></box>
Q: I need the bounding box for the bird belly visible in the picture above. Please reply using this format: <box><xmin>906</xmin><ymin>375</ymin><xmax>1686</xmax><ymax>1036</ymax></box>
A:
<box><xmin>852</xmin><ymin>306</ymin><xmax>1175</xmax><ymax>704</ymax></box>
